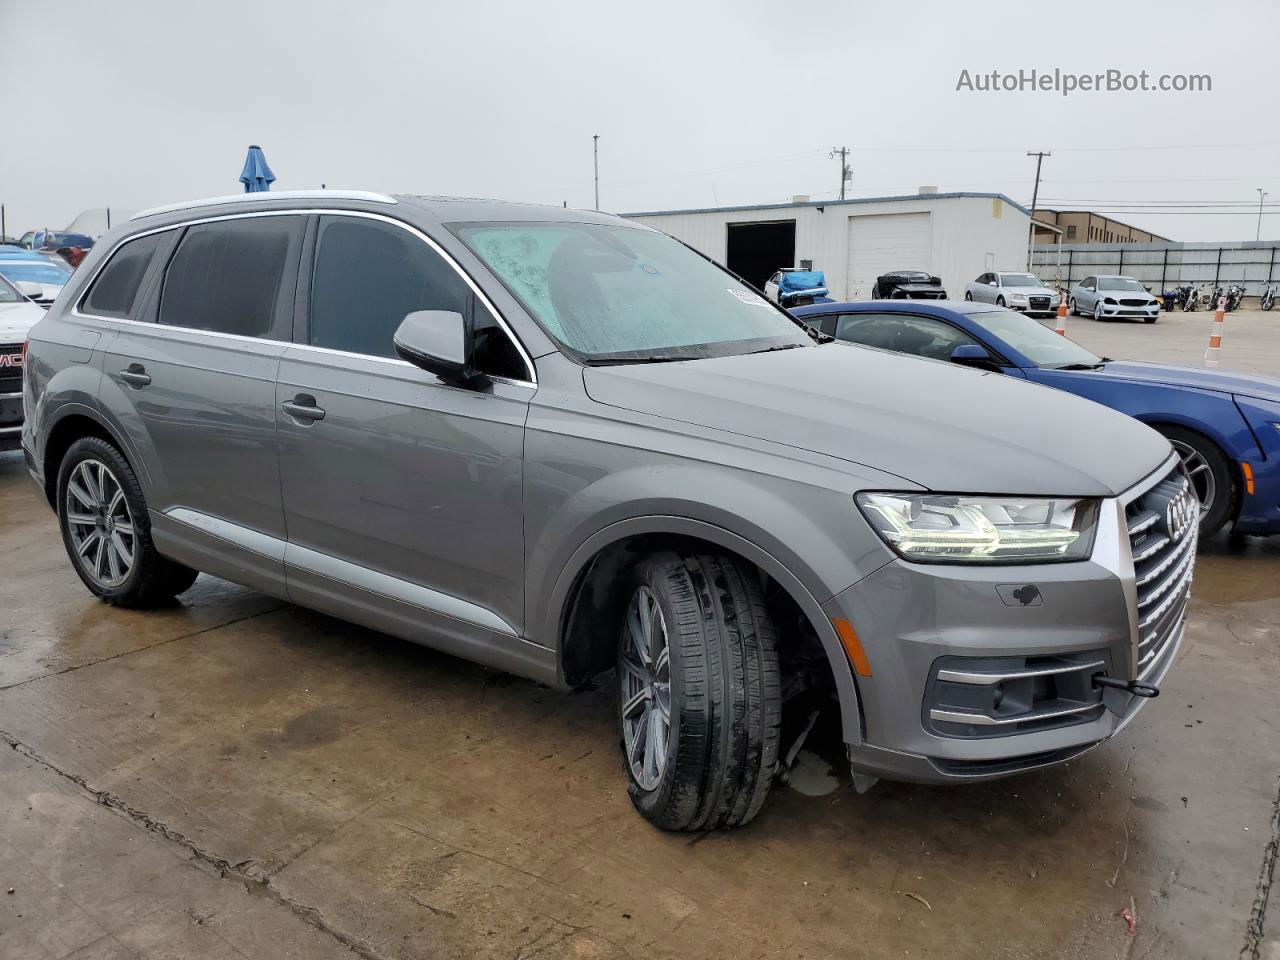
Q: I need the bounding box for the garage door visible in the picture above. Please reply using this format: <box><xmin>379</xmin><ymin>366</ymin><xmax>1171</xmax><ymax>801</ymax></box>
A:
<box><xmin>845</xmin><ymin>212</ymin><xmax>932</xmax><ymax>299</ymax></box>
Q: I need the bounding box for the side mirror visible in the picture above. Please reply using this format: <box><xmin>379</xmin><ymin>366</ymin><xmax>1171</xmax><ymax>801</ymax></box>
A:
<box><xmin>950</xmin><ymin>343</ymin><xmax>1000</xmax><ymax>371</ymax></box>
<box><xmin>987</xmin><ymin>279</ymin><xmax>997</xmax><ymax>286</ymax></box>
<box><xmin>393</xmin><ymin>310</ymin><xmax>475</xmax><ymax>386</ymax></box>
<box><xmin>14</xmin><ymin>281</ymin><xmax>43</xmax><ymax>300</ymax></box>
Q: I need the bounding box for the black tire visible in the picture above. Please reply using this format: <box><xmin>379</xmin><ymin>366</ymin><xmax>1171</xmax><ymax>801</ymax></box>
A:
<box><xmin>1069</xmin><ymin>298</ymin><xmax>1079</xmax><ymax>316</ymax></box>
<box><xmin>1144</xmin><ymin>316</ymin><xmax>1158</xmax><ymax>324</ymax></box>
<box><xmin>56</xmin><ymin>437</ymin><xmax>199</xmax><ymax>607</ymax></box>
<box><xmin>963</xmin><ymin>291</ymin><xmax>973</xmax><ymax>301</ymax></box>
<box><xmin>996</xmin><ymin>296</ymin><xmax>1005</xmax><ymax>308</ymax></box>
<box><xmin>1154</xmin><ymin>425</ymin><xmax>1235</xmax><ymax>538</ymax></box>
<box><xmin>618</xmin><ymin>552</ymin><xmax>781</xmax><ymax>831</ymax></box>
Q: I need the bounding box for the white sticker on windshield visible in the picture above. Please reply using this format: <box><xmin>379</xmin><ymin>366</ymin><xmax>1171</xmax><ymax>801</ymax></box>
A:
<box><xmin>727</xmin><ymin>288</ymin><xmax>770</xmax><ymax>307</ymax></box>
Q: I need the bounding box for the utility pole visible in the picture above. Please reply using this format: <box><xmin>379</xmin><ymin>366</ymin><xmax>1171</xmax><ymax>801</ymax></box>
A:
<box><xmin>1257</xmin><ymin>188</ymin><xmax>1269</xmax><ymax>241</ymax></box>
<box><xmin>829</xmin><ymin>147</ymin><xmax>851</xmax><ymax>201</ymax></box>
<box><xmin>593</xmin><ymin>134</ymin><xmax>600</xmax><ymax>211</ymax></box>
<box><xmin>1026</xmin><ymin>150</ymin><xmax>1051</xmax><ymax>269</ymax></box>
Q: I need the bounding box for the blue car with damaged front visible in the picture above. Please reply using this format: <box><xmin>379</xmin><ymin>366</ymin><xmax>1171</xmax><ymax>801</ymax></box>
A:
<box><xmin>793</xmin><ymin>299</ymin><xmax>1280</xmax><ymax>538</ymax></box>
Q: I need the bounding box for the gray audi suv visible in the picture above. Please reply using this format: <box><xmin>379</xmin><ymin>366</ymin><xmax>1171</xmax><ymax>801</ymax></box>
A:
<box><xmin>21</xmin><ymin>191</ymin><xmax>1194</xmax><ymax>830</ymax></box>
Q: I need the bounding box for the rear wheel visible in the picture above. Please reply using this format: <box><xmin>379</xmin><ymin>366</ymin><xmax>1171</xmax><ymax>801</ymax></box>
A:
<box><xmin>618</xmin><ymin>553</ymin><xmax>781</xmax><ymax>831</ymax></box>
<box><xmin>1155</xmin><ymin>426</ymin><xmax>1234</xmax><ymax>538</ymax></box>
<box><xmin>57</xmin><ymin>437</ymin><xmax>199</xmax><ymax>607</ymax></box>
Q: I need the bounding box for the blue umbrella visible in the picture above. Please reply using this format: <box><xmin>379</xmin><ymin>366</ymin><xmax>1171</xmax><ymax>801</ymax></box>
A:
<box><xmin>239</xmin><ymin>144</ymin><xmax>276</xmax><ymax>193</ymax></box>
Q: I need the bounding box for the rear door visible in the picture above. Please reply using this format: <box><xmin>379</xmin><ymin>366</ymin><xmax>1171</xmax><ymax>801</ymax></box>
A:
<box><xmin>98</xmin><ymin>213</ymin><xmax>305</xmax><ymax>597</ymax></box>
<box><xmin>276</xmin><ymin>213</ymin><xmax>536</xmax><ymax>670</ymax></box>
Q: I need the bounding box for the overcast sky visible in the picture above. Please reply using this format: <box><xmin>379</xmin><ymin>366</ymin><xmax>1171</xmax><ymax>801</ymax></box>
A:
<box><xmin>2</xmin><ymin>0</ymin><xmax>1278</xmax><ymax>241</ymax></box>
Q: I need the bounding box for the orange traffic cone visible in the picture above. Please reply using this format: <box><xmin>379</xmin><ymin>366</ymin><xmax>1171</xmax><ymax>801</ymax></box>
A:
<box><xmin>1204</xmin><ymin>298</ymin><xmax>1226</xmax><ymax>367</ymax></box>
<box><xmin>1055</xmin><ymin>294</ymin><xmax>1068</xmax><ymax>336</ymax></box>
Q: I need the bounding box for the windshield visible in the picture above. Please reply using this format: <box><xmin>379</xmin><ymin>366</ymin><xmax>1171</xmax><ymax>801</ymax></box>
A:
<box><xmin>457</xmin><ymin>222</ymin><xmax>810</xmax><ymax>361</ymax></box>
<box><xmin>968</xmin><ymin>310</ymin><xmax>1103</xmax><ymax>368</ymax></box>
<box><xmin>1098</xmin><ymin>277</ymin><xmax>1146</xmax><ymax>292</ymax></box>
<box><xmin>1000</xmin><ymin>273</ymin><xmax>1043</xmax><ymax>288</ymax></box>
<box><xmin>0</xmin><ymin>262</ymin><xmax>70</xmax><ymax>285</ymax></box>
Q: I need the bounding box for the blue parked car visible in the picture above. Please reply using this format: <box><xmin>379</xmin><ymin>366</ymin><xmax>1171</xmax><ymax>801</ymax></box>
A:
<box><xmin>793</xmin><ymin>299</ymin><xmax>1280</xmax><ymax>538</ymax></box>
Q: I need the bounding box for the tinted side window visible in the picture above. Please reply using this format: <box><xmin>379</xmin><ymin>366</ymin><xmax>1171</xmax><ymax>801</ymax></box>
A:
<box><xmin>309</xmin><ymin>216</ymin><xmax>527</xmax><ymax>379</ymax></box>
<box><xmin>310</xmin><ymin>216</ymin><xmax>470</xmax><ymax>360</ymax></box>
<box><xmin>159</xmin><ymin>216</ymin><xmax>302</xmax><ymax>337</ymax></box>
<box><xmin>83</xmin><ymin>233</ymin><xmax>166</xmax><ymax>319</ymax></box>
<box><xmin>835</xmin><ymin>313</ymin><xmax>978</xmax><ymax>361</ymax></box>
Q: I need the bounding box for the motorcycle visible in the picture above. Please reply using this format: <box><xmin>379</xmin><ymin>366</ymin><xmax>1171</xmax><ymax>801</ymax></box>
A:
<box><xmin>1263</xmin><ymin>285</ymin><xmax>1276</xmax><ymax>311</ymax></box>
<box><xmin>1225</xmin><ymin>284</ymin><xmax>1244</xmax><ymax>312</ymax></box>
<box><xmin>1172</xmin><ymin>284</ymin><xmax>1200</xmax><ymax>311</ymax></box>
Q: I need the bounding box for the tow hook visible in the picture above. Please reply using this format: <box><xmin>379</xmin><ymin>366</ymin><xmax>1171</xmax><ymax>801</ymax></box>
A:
<box><xmin>1093</xmin><ymin>674</ymin><xmax>1160</xmax><ymax>699</ymax></box>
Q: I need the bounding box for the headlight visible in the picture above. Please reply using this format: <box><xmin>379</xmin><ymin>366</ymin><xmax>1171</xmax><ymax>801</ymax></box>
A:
<box><xmin>1010</xmin><ymin>294</ymin><xmax>1028</xmax><ymax>302</ymax></box>
<box><xmin>855</xmin><ymin>493</ymin><xmax>1100</xmax><ymax>564</ymax></box>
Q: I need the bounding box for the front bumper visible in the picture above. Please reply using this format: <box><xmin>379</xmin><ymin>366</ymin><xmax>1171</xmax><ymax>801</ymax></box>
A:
<box><xmin>1236</xmin><ymin>453</ymin><xmax>1280</xmax><ymax>535</ymax></box>
<box><xmin>1097</xmin><ymin>301</ymin><xmax>1160</xmax><ymax>319</ymax></box>
<box><xmin>825</xmin><ymin>459</ymin><xmax>1191</xmax><ymax>784</ymax></box>
<box><xmin>1010</xmin><ymin>296</ymin><xmax>1060</xmax><ymax>316</ymax></box>
<box><xmin>0</xmin><ymin>389</ymin><xmax>22</xmax><ymax>451</ymax></box>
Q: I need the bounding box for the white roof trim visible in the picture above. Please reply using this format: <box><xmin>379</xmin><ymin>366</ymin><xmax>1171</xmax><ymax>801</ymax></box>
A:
<box><xmin>132</xmin><ymin>190</ymin><xmax>397</xmax><ymax>220</ymax></box>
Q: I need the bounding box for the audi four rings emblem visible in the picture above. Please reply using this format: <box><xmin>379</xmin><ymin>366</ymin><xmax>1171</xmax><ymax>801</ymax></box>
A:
<box><xmin>1166</xmin><ymin>487</ymin><xmax>1197</xmax><ymax>542</ymax></box>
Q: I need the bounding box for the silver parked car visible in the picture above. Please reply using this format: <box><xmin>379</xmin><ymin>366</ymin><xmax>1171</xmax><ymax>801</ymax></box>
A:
<box><xmin>1070</xmin><ymin>275</ymin><xmax>1160</xmax><ymax>323</ymax></box>
<box><xmin>964</xmin><ymin>271</ymin><xmax>1061</xmax><ymax>316</ymax></box>
<box><xmin>22</xmin><ymin>191</ymin><xmax>1189</xmax><ymax>830</ymax></box>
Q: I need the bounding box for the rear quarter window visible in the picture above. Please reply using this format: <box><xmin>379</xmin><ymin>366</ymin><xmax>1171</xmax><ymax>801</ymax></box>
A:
<box><xmin>82</xmin><ymin>233</ymin><xmax>167</xmax><ymax>319</ymax></box>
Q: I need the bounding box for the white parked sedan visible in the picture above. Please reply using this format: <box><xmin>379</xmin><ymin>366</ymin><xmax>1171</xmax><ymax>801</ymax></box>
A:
<box><xmin>0</xmin><ymin>255</ymin><xmax>72</xmax><ymax>307</ymax></box>
<box><xmin>1069</xmin><ymin>275</ymin><xmax>1160</xmax><ymax>323</ymax></box>
<box><xmin>963</xmin><ymin>272</ymin><xmax>1060</xmax><ymax>316</ymax></box>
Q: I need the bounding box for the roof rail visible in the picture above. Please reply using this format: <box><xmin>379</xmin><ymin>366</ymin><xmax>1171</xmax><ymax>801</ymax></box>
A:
<box><xmin>131</xmin><ymin>190</ymin><xmax>397</xmax><ymax>221</ymax></box>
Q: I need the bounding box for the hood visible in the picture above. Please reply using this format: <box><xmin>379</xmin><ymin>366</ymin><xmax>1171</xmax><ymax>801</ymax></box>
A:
<box><xmin>583</xmin><ymin>343</ymin><xmax>1171</xmax><ymax>496</ymax></box>
<box><xmin>1096</xmin><ymin>290</ymin><xmax>1157</xmax><ymax>302</ymax></box>
<box><xmin>1003</xmin><ymin>285</ymin><xmax>1057</xmax><ymax>298</ymax></box>
<box><xmin>0</xmin><ymin>299</ymin><xmax>45</xmax><ymax>343</ymax></box>
<box><xmin>1089</xmin><ymin>361</ymin><xmax>1280</xmax><ymax>403</ymax></box>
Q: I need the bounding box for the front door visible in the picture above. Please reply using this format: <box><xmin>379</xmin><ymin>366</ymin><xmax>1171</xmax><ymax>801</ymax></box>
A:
<box><xmin>99</xmin><ymin>213</ymin><xmax>305</xmax><ymax>598</ymax></box>
<box><xmin>276</xmin><ymin>213</ymin><xmax>536</xmax><ymax>670</ymax></box>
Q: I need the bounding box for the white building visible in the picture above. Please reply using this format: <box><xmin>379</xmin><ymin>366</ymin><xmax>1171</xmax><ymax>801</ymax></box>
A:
<box><xmin>623</xmin><ymin>190</ymin><xmax>1033</xmax><ymax>301</ymax></box>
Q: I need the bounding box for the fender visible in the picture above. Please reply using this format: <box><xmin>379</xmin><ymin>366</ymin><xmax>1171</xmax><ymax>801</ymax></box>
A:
<box><xmin>542</xmin><ymin>513</ymin><xmax>866</xmax><ymax>746</ymax></box>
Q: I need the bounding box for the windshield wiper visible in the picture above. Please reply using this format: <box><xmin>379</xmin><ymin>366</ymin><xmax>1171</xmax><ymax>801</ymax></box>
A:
<box><xmin>1052</xmin><ymin>362</ymin><xmax>1106</xmax><ymax>371</ymax></box>
<box><xmin>747</xmin><ymin>342</ymin><xmax>809</xmax><ymax>355</ymax></box>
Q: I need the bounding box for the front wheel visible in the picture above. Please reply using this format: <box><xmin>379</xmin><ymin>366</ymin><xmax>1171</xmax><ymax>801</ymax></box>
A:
<box><xmin>1094</xmin><ymin>301</ymin><xmax>1105</xmax><ymax>322</ymax></box>
<box><xmin>57</xmin><ymin>437</ymin><xmax>199</xmax><ymax>607</ymax></box>
<box><xmin>619</xmin><ymin>553</ymin><xmax>781</xmax><ymax>831</ymax></box>
<box><xmin>1069</xmin><ymin>298</ymin><xmax>1079</xmax><ymax>316</ymax></box>
<box><xmin>964</xmin><ymin>291</ymin><xmax>973</xmax><ymax>301</ymax></box>
<box><xmin>1157</xmin><ymin>426</ymin><xmax>1234</xmax><ymax>538</ymax></box>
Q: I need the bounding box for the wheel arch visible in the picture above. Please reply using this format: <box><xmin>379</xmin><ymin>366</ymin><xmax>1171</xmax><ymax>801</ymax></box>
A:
<box><xmin>40</xmin><ymin>405</ymin><xmax>137</xmax><ymax>508</ymax></box>
<box><xmin>549</xmin><ymin>515</ymin><xmax>864</xmax><ymax>746</ymax></box>
<box><xmin>1139</xmin><ymin>418</ymin><xmax>1242</xmax><ymax>522</ymax></box>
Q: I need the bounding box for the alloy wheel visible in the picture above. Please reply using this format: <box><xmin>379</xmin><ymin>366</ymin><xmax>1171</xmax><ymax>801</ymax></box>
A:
<box><xmin>65</xmin><ymin>459</ymin><xmax>136</xmax><ymax>588</ymax></box>
<box><xmin>1169</xmin><ymin>439</ymin><xmax>1216</xmax><ymax>521</ymax></box>
<box><xmin>620</xmin><ymin>585</ymin><xmax>672</xmax><ymax>791</ymax></box>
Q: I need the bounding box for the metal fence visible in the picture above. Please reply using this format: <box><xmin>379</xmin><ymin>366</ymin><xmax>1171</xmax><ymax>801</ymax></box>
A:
<box><xmin>1031</xmin><ymin>241</ymin><xmax>1280</xmax><ymax>297</ymax></box>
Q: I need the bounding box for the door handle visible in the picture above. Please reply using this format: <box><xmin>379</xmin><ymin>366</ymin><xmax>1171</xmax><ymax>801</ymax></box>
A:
<box><xmin>118</xmin><ymin>365</ymin><xmax>151</xmax><ymax>387</ymax></box>
<box><xmin>282</xmin><ymin>395</ymin><xmax>326</xmax><ymax>422</ymax></box>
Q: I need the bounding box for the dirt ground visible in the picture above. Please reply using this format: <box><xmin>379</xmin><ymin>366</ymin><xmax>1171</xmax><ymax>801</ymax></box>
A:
<box><xmin>2</xmin><ymin>311</ymin><xmax>1278</xmax><ymax>960</ymax></box>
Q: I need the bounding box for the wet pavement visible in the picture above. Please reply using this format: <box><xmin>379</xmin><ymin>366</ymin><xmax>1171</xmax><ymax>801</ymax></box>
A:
<box><xmin>2</xmin><ymin>312</ymin><xmax>1279</xmax><ymax>959</ymax></box>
